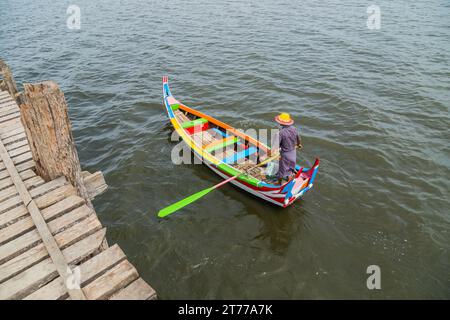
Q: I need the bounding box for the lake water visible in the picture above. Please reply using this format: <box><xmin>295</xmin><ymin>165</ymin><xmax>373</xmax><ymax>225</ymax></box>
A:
<box><xmin>1</xmin><ymin>0</ymin><xmax>449</xmax><ymax>298</ymax></box>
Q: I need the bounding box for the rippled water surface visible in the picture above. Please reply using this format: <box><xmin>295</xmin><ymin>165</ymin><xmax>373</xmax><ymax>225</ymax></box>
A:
<box><xmin>1</xmin><ymin>0</ymin><xmax>449</xmax><ymax>298</ymax></box>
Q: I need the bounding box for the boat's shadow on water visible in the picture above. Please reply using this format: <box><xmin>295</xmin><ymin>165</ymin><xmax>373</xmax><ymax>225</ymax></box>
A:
<box><xmin>200</xmin><ymin>163</ymin><xmax>309</xmax><ymax>255</ymax></box>
<box><xmin>234</xmin><ymin>191</ymin><xmax>309</xmax><ymax>256</ymax></box>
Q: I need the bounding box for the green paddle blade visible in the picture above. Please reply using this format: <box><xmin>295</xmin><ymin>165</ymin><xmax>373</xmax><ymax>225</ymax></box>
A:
<box><xmin>157</xmin><ymin>186</ymin><xmax>215</xmax><ymax>218</ymax></box>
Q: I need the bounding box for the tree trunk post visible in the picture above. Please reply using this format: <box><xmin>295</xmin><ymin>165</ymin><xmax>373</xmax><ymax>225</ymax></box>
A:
<box><xmin>20</xmin><ymin>81</ymin><xmax>93</xmax><ymax>208</ymax></box>
<box><xmin>0</xmin><ymin>58</ymin><xmax>20</xmax><ymax>104</ymax></box>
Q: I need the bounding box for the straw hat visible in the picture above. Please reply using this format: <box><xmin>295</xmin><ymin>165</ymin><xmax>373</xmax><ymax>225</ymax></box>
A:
<box><xmin>275</xmin><ymin>113</ymin><xmax>294</xmax><ymax>126</ymax></box>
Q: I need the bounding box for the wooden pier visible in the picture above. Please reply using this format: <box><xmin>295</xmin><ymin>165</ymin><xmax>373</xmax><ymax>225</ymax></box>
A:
<box><xmin>0</xmin><ymin>60</ymin><xmax>156</xmax><ymax>300</ymax></box>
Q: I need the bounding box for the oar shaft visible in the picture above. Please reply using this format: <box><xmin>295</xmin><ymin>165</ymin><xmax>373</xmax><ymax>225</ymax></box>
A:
<box><xmin>157</xmin><ymin>146</ymin><xmax>300</xmax><ymax>217</ymax></box>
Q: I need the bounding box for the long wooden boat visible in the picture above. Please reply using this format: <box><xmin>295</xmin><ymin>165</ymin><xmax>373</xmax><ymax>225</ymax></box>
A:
<box><xmin>162</xmin><ymin>76</ymin><xmax>319</xmax><ymax>207</ymax></box>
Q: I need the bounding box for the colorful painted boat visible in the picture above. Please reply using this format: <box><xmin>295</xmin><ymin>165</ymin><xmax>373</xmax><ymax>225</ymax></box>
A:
<box><xmin>162</xmin><ymin>76</ymin><xmax>319</xmax><ymax>207</ymax></box>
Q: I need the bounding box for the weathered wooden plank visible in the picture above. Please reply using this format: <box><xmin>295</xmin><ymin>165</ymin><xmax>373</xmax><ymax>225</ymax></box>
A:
<box><xmin>5</xmin><ymin>139</ymin><xmax>28</xmax><ymax>152</ymax></box>
<box><xmin>20</xmin><ymin>169</ymin><xmax>37</xmax><ymax>181</ymax></box>
<box><xmin>110</xmin><ymin>278</ymin><xmax>157</xmax><ymax>300</ymax></box>
<box><xmin>0</xmin><ymin>243</ymin><xmax>47</xmax><ymax>284</ymax></box>
<box><xmin>0</xmin><ymin>96</ymin><xmax>15</xmax><ymax>102</ymax></box>
<box><xmin>0</xmin><ymin>110</ymin><xmax>18</xmax><ymax>119</ymax></box>
<box><xmin>83</xmin><ymin>260</ymin><xmax>139</xmax><ymax>300</ymax></box>
<box><xmin>0</xmin><ymin>228</ymin><xmax>106</xmax><ymax>287</ymax></box>
<box><xmin>0</xmin><ymin>98</ymin><xmax>16</xmax><ymax>105</ymax></box>
<box><xmin>0</xmin><ymin>194</ymin><xmax>21</xmax><ymax>215</ymax></box>
<box><xmin>0</xmin><ymin>92</ymin><xmax>13</xmax><ymax>99</ymax></box>
<box><xmin>0</xmin><ymin>117</ymin><xmax>21</xmax><ymax>131</ymax></box>
<box><xmin>53</xmin><ymin>214</ymin><xmax>101</xmax><ymax>250</ymax></box>
<box><xmin>47</xmin><ymin>205</ymin><xmax>93</xmax><ymax>235</ymax></box>
<box><xmin>0</xmin><ymin>230</ymin><xmax>105</xmax><ymax>299</ymax></box>
<box><xmin>0</xmin><ymin>107</ymin><xmax>15</xmax><ymax>114</ymax></box>
<box><xmin>0</xmin><ymin>258</ymin><xmax>57</xmax><ymax>300</ymax></box>
<box><xmin>0</xmin><ymin>203</ymin><xmax>90</xmax><ymax>246</ymax></box>
<box><xmin>23</xmin><ymin>277</ymin><xmax>67</xmax><ymax>300</ymax></box>
<box><xmin>0</xmin><ymin>160</ymin><xmax>34</xmax><ymax>179</ymax></box>
<box><xmin>0</xmin><ymin>168</ymin><xmax>35</xmax><ymax>183</ymax></box>
<box><xmin>0</xmin><ymin>205</ymin><xmax>27</xmax><ymax>228</ymax></box>
<box><xmin>0</xmin><ymin>97</ymin><xmax>16</xmax><ymax>104</ymax></box>
<box><xmin>0</xmin><ymin>96</ymin><xmax>17</xmax><ymax>105</ymax></box>
<box><xmin>0</xmin><ymin>112</ymin><xmax>20</xmax><ymax>124</ymax></box>
<box><xmin>0</xmin><ymin>175</ymin><xmax>53</xmax><ymax>215</ymax></box>
<box><xmin>62</xmin><ymin>228</ymin><xmax>106</xmax><ymax>265</ymax></box>
<box><xmin>41</xmin><ymin>195</ymin><xmax>85</xmax><ymax>222</ymax></box>
<box><xmin>0</xmin><ymin>208</ymin><xmax>99</xmax><ymax>265</ymax></box>
<box><xmin>12</xmin><ymin>151</ymin><xmax>33</xmax><ymax>166</ymax></box>
<box><xmin>15</xmin><ymin>160</ymin><xmax>35</xmax><ymax>173</ymax></box>
<box><xmin>0</xmin><ymin>176</ymin><xmax>13</xmax><ymax>191</ymax></box>
<box><xmin>25</xmin><ymin>244</ymin><xmax>126</xmax><ymax>300</ymax></box>
<box><xmin>0</xmin><ymin>194</ymin><xmax>84</xmax><ymax>234</ymax></box>
<box><xmin>34</xmin><ymin>184</ymin><xmax>77</xmax><ymax>209</ymax></box>
<box><xmin>24</xmin><ymin>244</ymin><xmax>125</xmax><ymax>300</ymax></box>
<box><xmin>0</xmin><ymin>95</ymin><xmax>15</xmax><ymax>101</ymax></box>
<box><xmin>0</xmin><ymin>105</ymin><xmax>14</xmax><ymax>112</ymax></box>
<box><xmin>0</xmin><ymin>185</ymin><xmax>18</xmax><ymax>202</ymax></box>
<box><xmin>0</xmin><ymin>100</ymin><xmax>13</xmax><ymax>106</ymax></box>
<box><xmin>0</xmin><ymin>105</ymin><xmax>19</xmax><ymax>117</ymax></box>
<box><xmin>29</xmin><ymin>176</ymin><xmax>67</xmax><ymax>198</ymax></box>
<box><xmin>0</xmin><ymin>98</ymin><xmax>14</xmax><ymax>105</ymax></box>
<box><xmin>0</xmin><ymin>126</ymin><xmax>24</xmax><ymax>140</ymax></box>
<box><xmin>0</xmin><ymin>185</ymin><xmax>87</xmax><ymax>264</ymax></box>
<box><xmin>23</xmin><ymin>176</ymin><xmax>45</xmax><ymax>190</ymax></box>
<box><xmin>8</xmin><ymin>145</ymin><xmax>30</xmax><ymax>158</ymax></box>
<box><xmin>82</xmin><ymin>171</ymin><xmax>108</xmax><ymax>200</ymax></box>
<box><xmin>0</xmin><ymin>107</ymin><xmax>18</xmax><ymax>116</ymax></box>
<box><xmin>1</xmin><ymin>133</ymin><xmax>27</xmax><ymax>147</ymax></box>
<box><xmin>0</xmin><ymin>169</ymin><xmax>37</xmax><ymax>191</ymax></box>
<box><xmin>0</xmin><ymin>96</ymin><xmax>16</xmax><ymax>103</ymax></box>
<box><xmin>24</xmin><ymin>231</ymin><xmax>107</xmax><ymax>300</ymax></box>
<box><xmin>79</xmin><ymin>244</ymin><xmax>126</xmax><ymax>286</ymax></box>
<box><xmin>0</xmin><ymin>229</ymin><xmax>41</xmax><ymax>265</ymax></box>
<box><xmin>0</xmin><ymin>215</ymin><xmax>35</xmax><ymax>246</ymax></box>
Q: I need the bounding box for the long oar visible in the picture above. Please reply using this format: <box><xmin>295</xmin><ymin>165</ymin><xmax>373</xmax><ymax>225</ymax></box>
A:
<box><xmin>157</xmin><ymin>151</ymin><xmax>283</xmax><ymax>218</ymax></box>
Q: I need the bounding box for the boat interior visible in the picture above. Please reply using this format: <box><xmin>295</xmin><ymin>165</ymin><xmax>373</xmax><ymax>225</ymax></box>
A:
<box><xmin>173</xmin><ymin>107</ymin><xmax>305</xmax><ymax>185</ymax></box>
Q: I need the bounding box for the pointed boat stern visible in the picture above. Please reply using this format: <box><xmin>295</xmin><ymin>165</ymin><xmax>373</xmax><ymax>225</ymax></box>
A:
<box><xmin>282</xmin><ymin>158</ymin><xmax>320</xmax><ymax>207</ymax></box>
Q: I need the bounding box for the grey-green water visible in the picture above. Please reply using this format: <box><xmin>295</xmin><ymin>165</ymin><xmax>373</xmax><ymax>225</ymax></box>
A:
<box><xmin>1</xmin><ymin>0</ymin><xmax>449</xmax><ymax>299</ymax></box>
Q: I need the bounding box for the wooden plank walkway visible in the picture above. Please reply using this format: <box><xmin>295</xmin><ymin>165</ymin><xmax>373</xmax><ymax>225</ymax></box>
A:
<box><xmin>0</xmin><ymin>90</ymin><xmax>156</xmax><ymax>300</ymax></box>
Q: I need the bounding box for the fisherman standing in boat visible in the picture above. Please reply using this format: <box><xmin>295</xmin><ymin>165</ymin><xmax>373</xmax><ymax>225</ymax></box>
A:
<box><xmin>268</xmin><ymin>113</ymin><xmax>302</xmax><ymax>185</ymax></box>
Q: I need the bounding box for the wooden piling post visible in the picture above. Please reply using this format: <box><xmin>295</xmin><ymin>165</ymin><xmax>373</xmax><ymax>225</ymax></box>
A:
<box><xmin>19</xmin><ymin>81</ymin><xmax>93</xmax><ymax>208</ymax></box>
<box><xmin>0</xmin><ymin>58</ymin><xmax>20</xmax><ymax>104</ymax></box>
